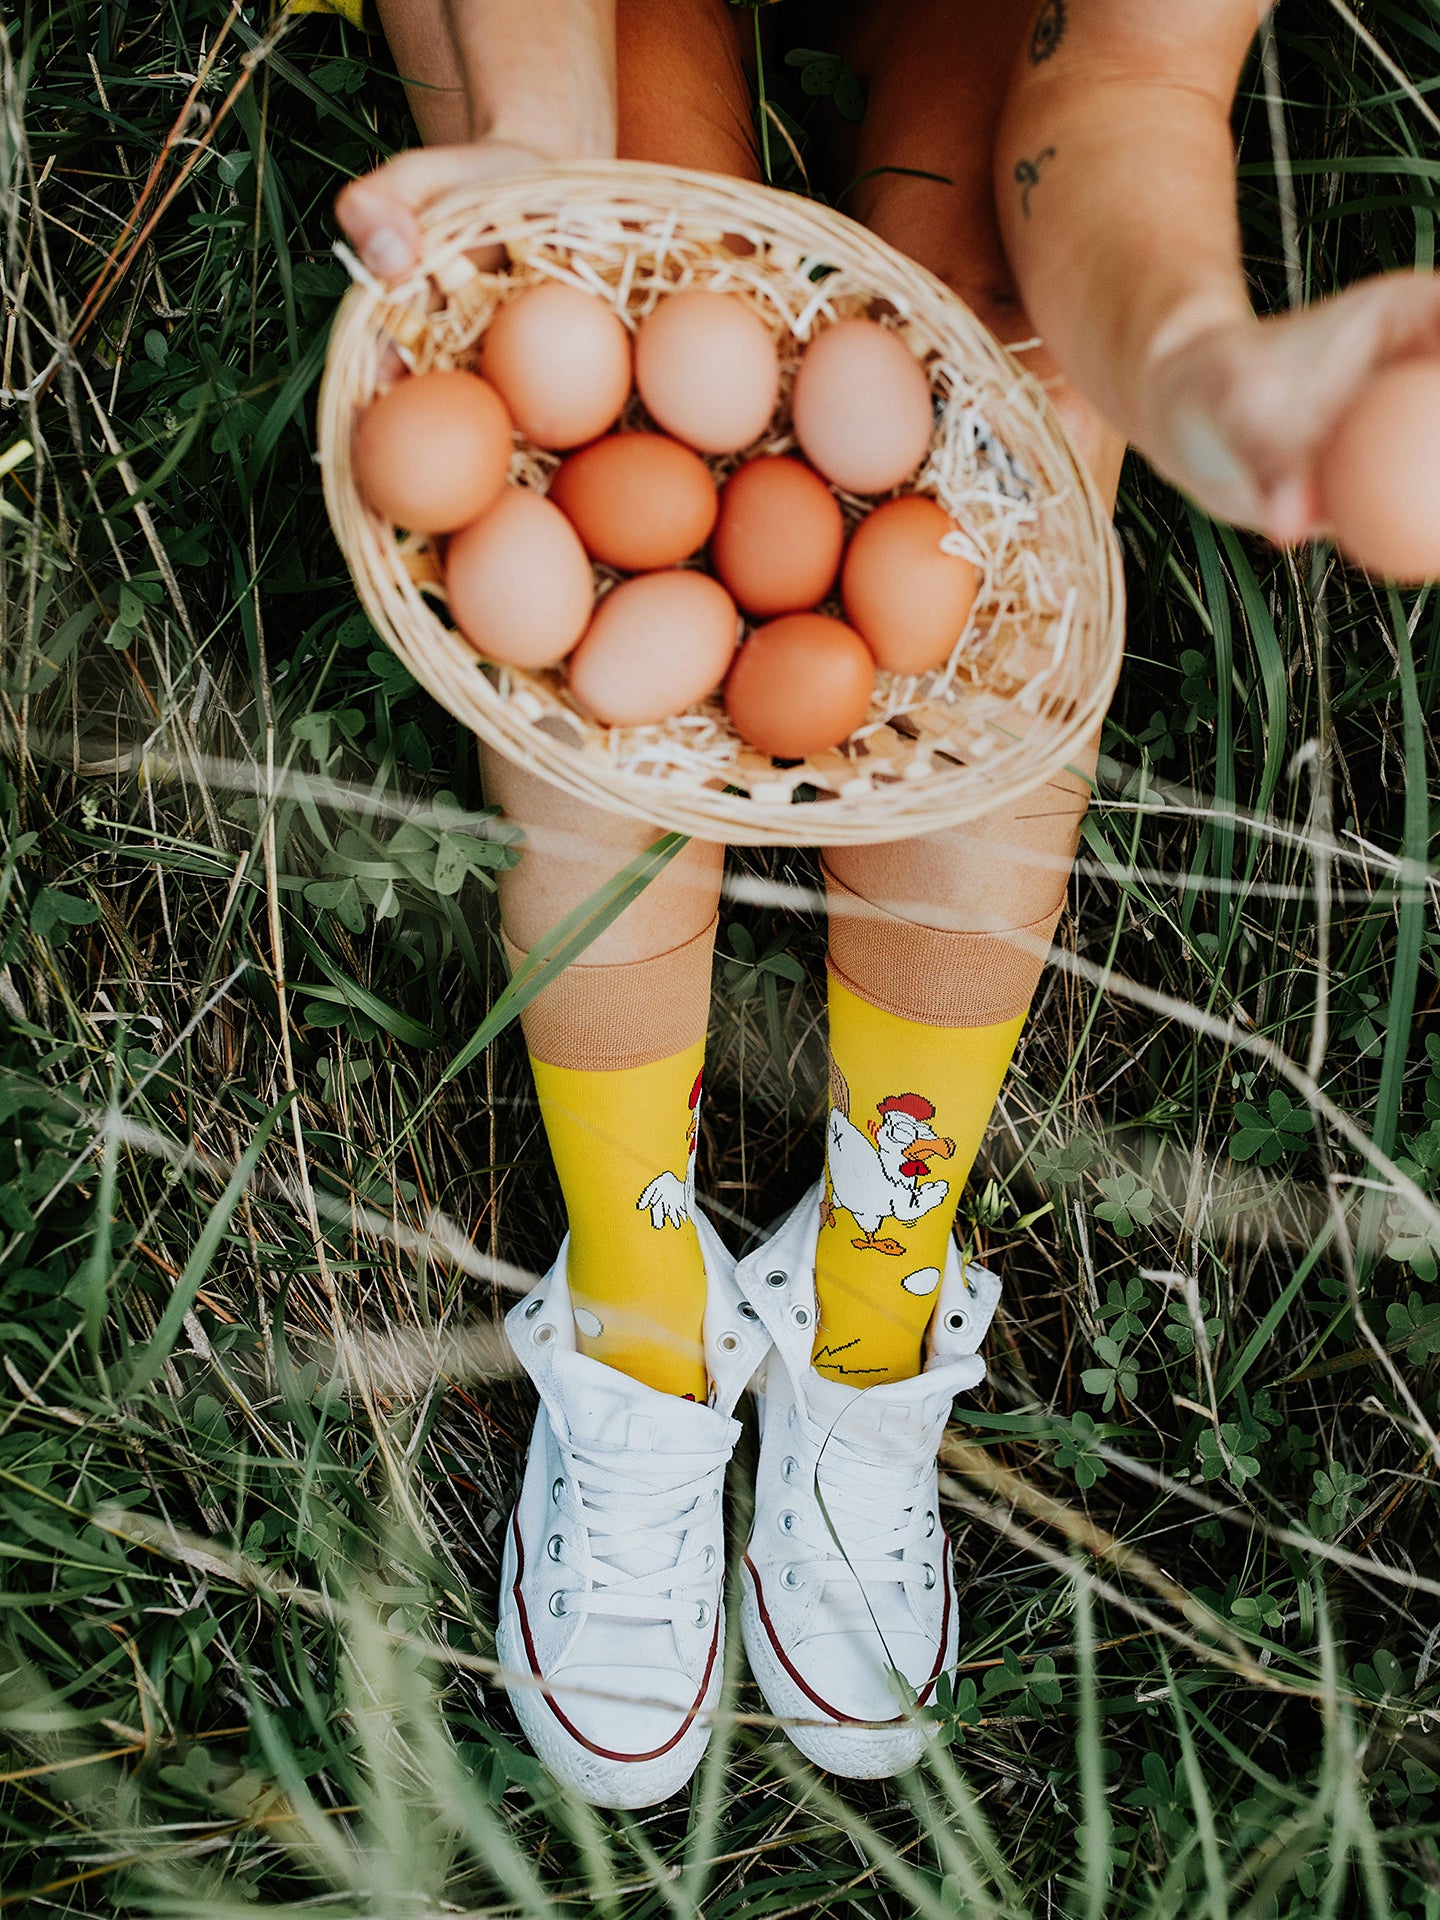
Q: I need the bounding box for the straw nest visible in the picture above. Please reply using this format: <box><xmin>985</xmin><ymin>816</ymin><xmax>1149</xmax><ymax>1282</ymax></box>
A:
<box><xmin>318</xmin><ymin>161</ymin><xmax>1124</xmax><ymax>847</ymax></box>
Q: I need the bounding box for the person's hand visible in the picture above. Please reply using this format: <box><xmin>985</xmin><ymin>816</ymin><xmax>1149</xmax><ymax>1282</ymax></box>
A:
<box><xmin>1136</xmin><ymin>271</ymin><xmax>1440</xmax><ymax>546</ymax></box>
<box><xmin>335</xmin><ymin>139</ymin><xmax>547</xmax><ymax>283</ymax></box>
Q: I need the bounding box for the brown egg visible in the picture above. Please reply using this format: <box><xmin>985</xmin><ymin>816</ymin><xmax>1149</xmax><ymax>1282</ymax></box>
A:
<box><xmin>634</xmin><ymin>290</ymin><xmax>781</xmax><ymax>454</ymax></box>
<box><xmin>1319</xmin><ymin>362</ymin><xmax>1440</xmax><ymax>583</ymax></box>
<box><xmin>725</xmin><ymin>613</ymin><xmax>875</xmax><ymax>757</ymax></box>
<box><xmin>791</xmin><ymin>319</ymin><xmax>934</xmax><ymax>495</ymax></box>
<box><xmin>445</xmin><ymin>489</ymin><xmax>594</xmax><ymax>669</ymax></box>
<box><xmin>710</xmin><ymin>457</ymin><xmax>846</xmax><ymax>616</ymax></box>
<box><xmin>567</xmin><ymin>571</ymin><xmax>738</xmax><ymax>726</ymax></box>
<box><xmin>480</xmin><ymin>283</ymin><xmax>632</xmax><ymax>450</ymax></box>
<box><xmin>352</xmin><ymin>369</ymin><xmax>511</xmax><ymax>534</ymax></box>
<box><xmin>549</xmin><ymin>433</ymin><xmax>719</xmax><ymax>571</ymax></box>
<box><xmin>841</xmin><ymin>496</ymin><xmax>981</xmax><ymax>674</ymax></box>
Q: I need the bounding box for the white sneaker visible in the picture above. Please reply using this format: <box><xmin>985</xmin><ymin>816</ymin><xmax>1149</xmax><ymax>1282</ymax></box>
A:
<box><xmin>497</xmin><ymin>1210</ymin><xmax>769</xmax><ymax>1807</ymax></box>
<box><xmin>734</xmin><ymin>1182</ymin><xmax>1000</xmax><ymax>1778</ymax></box>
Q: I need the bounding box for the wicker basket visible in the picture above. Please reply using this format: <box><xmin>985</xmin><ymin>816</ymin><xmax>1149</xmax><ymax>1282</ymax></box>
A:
<box><xmin>318</xmin><ymin>161</ymin><xmax>1124</xmax><ymax>847</ymax></box>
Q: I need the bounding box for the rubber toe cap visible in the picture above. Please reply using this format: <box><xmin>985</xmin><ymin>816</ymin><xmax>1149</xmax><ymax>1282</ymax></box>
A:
<box><xmin>543</xmin><ymin>1662</ymin><xmax>701</xmax><ymax>1761</ymax></box>
<box><xmin>782</xmin><ymin>1630</ymin><xmax>943</xmax><ymax>1723</ymax></box>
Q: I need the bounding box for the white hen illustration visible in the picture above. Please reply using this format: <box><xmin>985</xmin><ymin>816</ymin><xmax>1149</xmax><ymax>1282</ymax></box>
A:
<box><xmin>823</xmin><ymin>1085</ymin><xmax>955</xmax><ymax>1255</ymax></box>
<box><xmin>636</xmin><ymin>1068</ymin><xmax>703</xmax><ymax>1229</ymax></box>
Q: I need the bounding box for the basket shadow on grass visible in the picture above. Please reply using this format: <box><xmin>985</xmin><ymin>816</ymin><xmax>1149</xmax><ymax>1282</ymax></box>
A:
<box><xmin>4</xmin><ymin>0</ymin><xmax>1440</xmax><ymax>1913</ymax></box>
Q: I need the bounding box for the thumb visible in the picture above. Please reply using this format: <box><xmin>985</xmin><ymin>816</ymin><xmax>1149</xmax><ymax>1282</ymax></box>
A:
<box><xmin>335</xmin><ymin>142</ymin><xmax>546</xmax><ymax>282</ymax></box>
<box><xmin>1143</xmin><ymin>320</ymin><xmax>1321</xmax><ymax>544</ymax></box>
<box><xmin>1166</xmin><ymin>400</ymin><xmax>1318</xmax><ymax>544</ymax></box>
<box><xmin>1141</xmin><ymin>321</ymin><xmax>1274</xmax><ymax>533</ymax></box>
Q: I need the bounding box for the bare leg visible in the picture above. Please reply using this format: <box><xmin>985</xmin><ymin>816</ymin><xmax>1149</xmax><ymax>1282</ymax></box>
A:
<box><xmin>813</xmin><ymin>1</ymin><xmax>1122</xmax><ymax>1382</ymax></box>
<box><xmin>831</xmin><ymin>0</ymin><xmax>1121</xmax><ymax>971</ymax></box>
<box><xmin>844</xmin><ymin>0</ymin><xmax>1124</xmax><ymax>503</ymax></box>
<box><xmin>473</xmin><ymin>0</ymin><xmax>755</xmax><ymax>973</ymax></box>
<box><xmin>616</xmin><ymin>0</ymin><xmax>754</xmax><ymax>180</ymax></box>
<box><xmin>372</xmin><ymin>0</ymin><xmax>470</xmax><ymax>146</ymax></box>
<box><xmin>481</xmin><ymin>748</ymin><xmax>724</xmax><ymax>968</ymax></box>
<box><xmin>825</xmin><ymin>739</ymin><xmax>1099</xmax><ymax>1029</ymax></box>
<box><xmin>369</xmin><ymin>0</ymin><xmax>740</xmax><ymax>970</ymax></box>
<box><xmin>366</xmin><ymin>0</ymin><xmax>757</xmax><ymax>1396</ymax></box>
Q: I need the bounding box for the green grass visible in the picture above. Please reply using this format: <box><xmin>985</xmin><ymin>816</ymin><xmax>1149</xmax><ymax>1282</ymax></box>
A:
<box><xmin>3</xmin><ymin>1</ymin><xmax>1440</xmax><ymax>1913</ymax></box>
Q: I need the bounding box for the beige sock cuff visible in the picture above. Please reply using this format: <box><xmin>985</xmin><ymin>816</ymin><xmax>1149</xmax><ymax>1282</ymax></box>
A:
<box><xmin>823</xmin><ymin>866</ymin><xmax>1063</xmax><ymax>1028</ymax></box>
<box><xmin>502</xmin><ymin>915</ymin><xmax>718</xmax><ymax>1071</ymax></box>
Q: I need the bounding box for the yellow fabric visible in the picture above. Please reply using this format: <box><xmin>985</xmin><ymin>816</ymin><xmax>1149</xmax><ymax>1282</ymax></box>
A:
<box><xmin>812</xmin><ymin>977</ymin><xmax>1025</xmax><ymax>1385</ymax></box>
<box><xmin>530</xmin><ymin>1040</ymin><xmax>709</xmax><ymax>1400</ymax></box>
<box><xmin>287</xmin><ymin>0</ymin><xmax>368</xmax><ymax>26</ymax></box>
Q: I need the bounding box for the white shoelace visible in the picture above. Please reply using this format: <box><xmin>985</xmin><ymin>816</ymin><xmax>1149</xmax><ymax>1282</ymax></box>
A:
<box><xmin>554</xmin><ymin>1439</ymin><xmax>724</xmax><ymax>1624</ymax></box>
<box><xmin>785</xmin><ymin>1413</ymin><xmax>939</xmax><ymax>1591</ymax></box>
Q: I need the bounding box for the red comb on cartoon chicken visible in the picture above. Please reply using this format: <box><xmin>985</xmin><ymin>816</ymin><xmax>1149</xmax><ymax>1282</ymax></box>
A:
<box><xmin>820</xmin><ymin>1066</ymin><xmax>955</xmax><ymax>1255</ymax></box>
<box><xmin>635</xmin><ymin>1068</ymin><xmax>704</xmax><ymax>1230</ymax></box>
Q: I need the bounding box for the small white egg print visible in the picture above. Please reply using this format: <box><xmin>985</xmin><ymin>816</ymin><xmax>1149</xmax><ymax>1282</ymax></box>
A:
<box><xmin>900</xmin><ymin>1266</ymin><xmax>941</xmax><ymax>1297</ymax></box>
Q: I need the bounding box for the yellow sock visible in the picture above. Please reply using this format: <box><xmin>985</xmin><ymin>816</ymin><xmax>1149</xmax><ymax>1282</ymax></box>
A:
<box><xmin>813</xmin><ymin>977</ymin><xmax>1024</xmax><ymax>1385</ymax></box>
<box><xmin>529</xmin><ymin>1040</ymin><xmax>709</xmax><ymax>1400</ymax></box>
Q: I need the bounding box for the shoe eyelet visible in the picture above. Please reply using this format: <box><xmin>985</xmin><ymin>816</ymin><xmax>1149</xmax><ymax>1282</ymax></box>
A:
<box><xmin>701</xmin><ymin>1545</ymin><xmax>716</xmax><ymax>1573</ymax></box>
<box><xmin>944</xmin><ymin>1308</ymin><xmax>971</xmax><ymax>1336</ymax></box>
<box><xmin>779</xmin><ymin>1510</ymin><xmax>797</xmax><ymax>1535</ymax></box>
<box><xmin>717</xmin><ymin>1331</ymin><xmax>741</xmax><ymax>1354</ymax></box>
<box><xmin>551</xmin><ymin>1477</ymin><xmax>565</xmax><ymax>1504</ymax></box>
<box><xmin>782</xmin><ymin>1456</ymin><xmax>799</xmax><ymax>1483</ymax></box>
<box><xmin>923</xmin><ymin>1563</ymin><xmax>937</xmax><ymax>1590</ymax></box>
<box><xmin>780</xmin><ymin>1565</ymin><xmax>802</xmax><ymax>1590</ymax></box>
<box><xmin>523</xmin><ymin>1296</ymin><xmax>545</xmax><ymax>1319</ymax></box>
<box><xmin>548</xmin><ymin>1591</ymin><xmax>568</xmax><ymax>1617</ymax></box>
<box><xmin>534</xmin><ymin>1323</ymin><xmax>556</xmax><ymax>1345</ymax></box>
<box><xmin>791</xmin><ymin>1306</ymin><xmax>812</xmax><ymax>1330</ymax></box>
<box><xmin>925</xmin><ymin>1510</ymin><xmax>937</xmax><ymax>1538</ymax></box>
<box><xmin>546</xmin><ymin>1533</ymin><xmax>564</xmax><ymax>1562</ymax></box>
<box><xmin>765</xmin><ymin>1269</ymin><xmax>787</xmax><ymax>1288</ymax></box>
<box><xmin>693</xmin><ymin>1599</ymin><xmax>712</xmax><ymax>1628</ymax></box>
<box><xmin>737</xmin><ymin>1301</ymin><xmax>760</xmax><ymax>1321</ymax></box>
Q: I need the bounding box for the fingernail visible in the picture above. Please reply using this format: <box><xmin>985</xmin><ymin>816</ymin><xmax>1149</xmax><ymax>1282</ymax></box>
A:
<box><xmin>364</xmin><ymin>228</ymin><xmax>410</xmax><ymax>279</ymax></box>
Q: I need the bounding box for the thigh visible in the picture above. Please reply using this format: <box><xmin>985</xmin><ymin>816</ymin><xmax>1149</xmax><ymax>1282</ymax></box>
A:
<box><xmin>845</xmin><ymin>0</ymin><xmax>1124</xmax><ymax>504</ymax></box>
<box><xmin>372</xmin><ymin>0</ymin><xmax>469</xmax><ymax>145</ymax></box>
<box><xmin>617</xmin><ymin>0</ymin><xmax>758</xmax><ymax>177</ymax></box>
<box><xmin>376</xmin><ymin>0</ymin><xmax>757</xmax><ymax>184</ymax></box>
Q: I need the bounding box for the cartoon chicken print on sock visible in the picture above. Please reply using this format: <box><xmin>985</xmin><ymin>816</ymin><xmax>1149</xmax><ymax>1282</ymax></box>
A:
<box><xmin>820</xmin><ymin>1061</ymin><xmax>955</xmax><ymax>1256</ymax></box>
<box><xmin>635</xmin><ymin>1069</ymin><xmax>703</xmax><ymax>1230</ymax></box>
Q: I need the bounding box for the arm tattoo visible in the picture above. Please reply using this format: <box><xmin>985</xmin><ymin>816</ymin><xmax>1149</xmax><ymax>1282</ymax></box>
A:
<box><xmin>1014</xmin><ymin>147</ymin><xmax>1056</xmax><ymax>217</ymax></box>
<box><xmin>1029</xmin><ymin>0</ymin><xmax>1067</xmax><ymax>64</ymax></box>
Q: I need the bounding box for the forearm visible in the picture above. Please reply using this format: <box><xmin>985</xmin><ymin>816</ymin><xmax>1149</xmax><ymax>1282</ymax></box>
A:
<box><xmin>443</xmin><ymin>0</ymin><xmax>617</xmax><ymax>159</ymax></box>
<box><xmin>995</xmin><ymin>3</ymin><xmax>1257</xmax><ymax>446</ymax></box>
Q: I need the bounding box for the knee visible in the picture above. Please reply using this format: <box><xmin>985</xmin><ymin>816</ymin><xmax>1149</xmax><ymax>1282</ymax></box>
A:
<box><xmin>856</xmin><ymin>177</ymin><xmax>1032</xmax><ymax>346</ymax></box>
<box><xmin>937</xmin><ymin>268</ymin><xmax>1030</xmax><ymax>345</ymax></box>
<box><xmin>826</xmin><ymin>784</ymin><xmax>1089</xmax><ymax>936</ymax></box>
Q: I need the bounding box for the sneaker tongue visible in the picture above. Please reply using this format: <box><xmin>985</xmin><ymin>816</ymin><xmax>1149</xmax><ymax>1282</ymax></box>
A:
<box><xmin>805</xmin><ymin>1369</ymin><xmax>867</xmax><ymax>1427</ymax></box>
<box><xmin>553</xmin><ymin>1351</ymin><xmax>734</xmax><ymax>1453</ymax></box>
<box><xmin>806</xmin><ymin>1362</ymin><xmax>974</xmax><ymax>1451</ymax></box>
